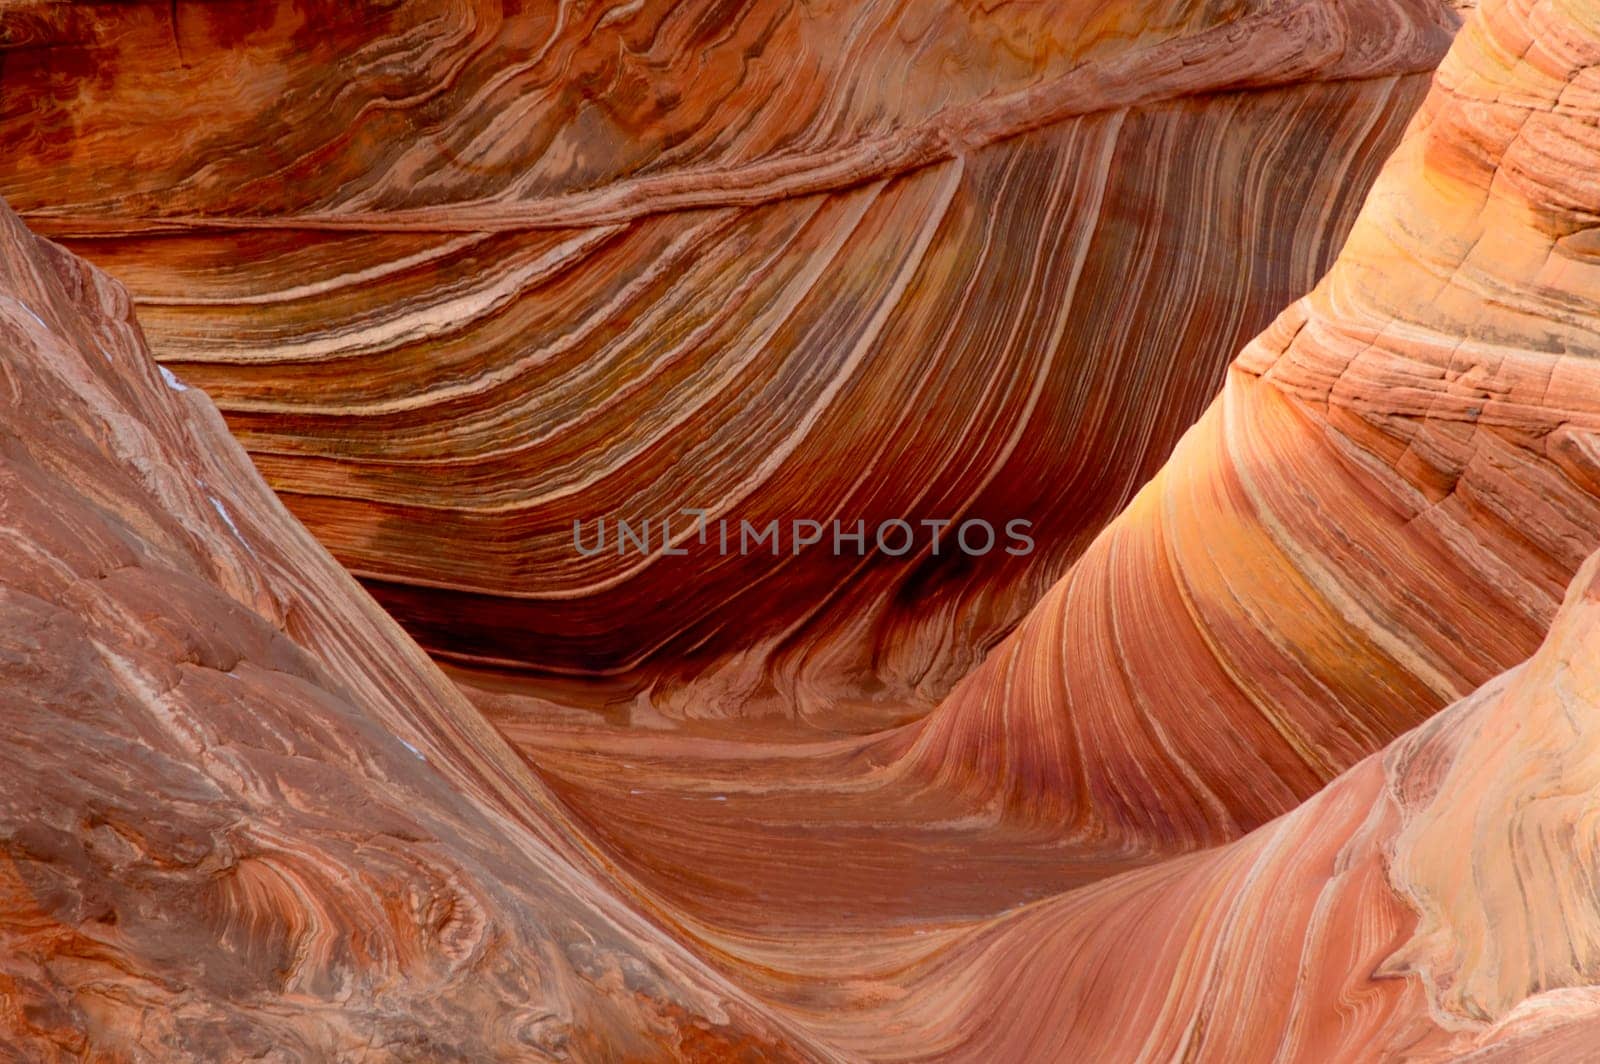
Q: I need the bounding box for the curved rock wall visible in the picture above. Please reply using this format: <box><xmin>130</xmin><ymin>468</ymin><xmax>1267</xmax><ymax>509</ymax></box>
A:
<box><xmin>5</xmin><ymin>0</ymin><xmax>1600</xmax><ymax>1059</ymax></box>
<box><xmin>0</xmin><ymin>0</ymin><xmax>1459</xmax><ymax>725</ymax></box>
<box><xmin>898</xmin><ymin>0</ymin><xmax>1600</xmax><ymax>848</ymax></box>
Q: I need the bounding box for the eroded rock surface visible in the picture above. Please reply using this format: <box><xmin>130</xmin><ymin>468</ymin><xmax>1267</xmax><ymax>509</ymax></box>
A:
<box><xmin>0</xmin><ymin>0</ymin><xmax>1460</xmax><ymax>726</ymax></box>
<box><xmin>3</xmin><ymin>0</ymin><xmax>1600</xmax><ymax>1060</ymax></box>
<box><xmin>0</xmin><ymin>200</ymin><xmax>821</xmax><ymax>1061</ymax></box>
<box><xmin>900</xmin><ymin>0</ymin><xmax>1600</xmax><ymax>848</ymax></box>
<box><xmin>832</xmin><ymin>547</ymin><xmax>1600</xmax><ymax>1060</ymax></box>
<box><xmin>464</xmin><ymin>1</ymin><xmax>1600</xmax><ymax>1054</ymax></box>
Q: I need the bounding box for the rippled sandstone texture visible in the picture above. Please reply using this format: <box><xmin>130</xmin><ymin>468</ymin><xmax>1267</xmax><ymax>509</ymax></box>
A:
<box><xmin>839</xmin><ymin>548</ymin><xmax>1600</xmax><ymax>1061</ymax></box>
<box><xmin>847</xmin><ymin>1</ymin><xmax>1600</xmax><ymax>1055</ymax></box>
<box><xmin>0</xmin><ymin>0</ymin><xmax>1460</xmax><ymax>726</ymax></box>
<box><xmin>461</xmin><ymin>0</ymin><xmax>1600</xmax><ymax>1056</ymax></box>
<box><xmin>898</xmin><ymin>0</ymin><xmax>1600</xmax><ymax>847</ymax></box>
<box><xmin>0</xmin><ymin>199</ymin><xmax>822</xmax><ymax>1060</ymax></box>
<box><xmin>6</xmin><ymin>0</ymin><xmax>1600</xmax><ymax>1060</ymax></box>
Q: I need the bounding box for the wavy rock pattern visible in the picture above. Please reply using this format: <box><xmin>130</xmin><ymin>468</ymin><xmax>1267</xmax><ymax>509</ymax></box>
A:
<box><xmin>4</xmin><ymin>0</ymin><xmax>1600</xmax><ymax>1060</ymax></box>
<box><xmin>0</xmin><ymin>0</ymin><xmax>1458</xmax><ymax>725</ymax></box>
<box><xmin>464</xmin><ymin>0</ymin><xmax>1600</xmax><ymax>1054</ymax></box>
<box><xmin>0</xmin><ymin>200</ymin><xmax>821</xmax><ymax>1060</ymax></box>
<box><xmin>835</xmin><ymin>548</ymin><xmax>1600</xmax><ymax>1061</ymax></box>
<box><xmin>898</xmin><ymin>0</ymin><xmax>1600</xmax><ymax>847</ymax></box>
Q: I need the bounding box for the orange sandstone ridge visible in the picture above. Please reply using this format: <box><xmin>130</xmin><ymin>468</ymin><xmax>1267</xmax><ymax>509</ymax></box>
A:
<box><xmin>0</xmin><ymin>0</ymin><xmax>1460</xmax><ymax>725</ymax></box>
<box><xmin>486</xmin><ymin>5</ymin><xmax>1600</xmax><ymax>1049</ymax></box>
<box><xmin>1</xmin><ymin>0</ymin><xmax>1599</xmax><ymax>1060</ymax></box>
<box><xmin>898</xmin><ymin>0</ymin><xmax>1600</xmax><ymax>848</ymax></box>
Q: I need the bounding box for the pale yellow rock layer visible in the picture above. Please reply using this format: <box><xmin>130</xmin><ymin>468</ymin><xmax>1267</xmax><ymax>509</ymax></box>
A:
<box><xmin>899</xmin><ymin>0</ymin><xmax>1600</xmax><ymax>849</ymax></box>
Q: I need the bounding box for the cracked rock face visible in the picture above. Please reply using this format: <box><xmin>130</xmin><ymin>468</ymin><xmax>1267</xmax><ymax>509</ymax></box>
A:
<box><xmin>0</xmin><ymin>0</ymin><xmax>1461</xmax><ymax>726</ymax></box>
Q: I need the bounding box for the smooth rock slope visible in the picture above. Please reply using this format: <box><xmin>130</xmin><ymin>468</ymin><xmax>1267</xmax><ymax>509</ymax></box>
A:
<box><xmin>835</xmin><ymin>547</ymin><xmax>1600</xmax><ymax>1060</ymax></box>
<box><xmin>0</xmin><ymin>199</ymin><xmax>822</xmax><ymax>1060</ymax></box>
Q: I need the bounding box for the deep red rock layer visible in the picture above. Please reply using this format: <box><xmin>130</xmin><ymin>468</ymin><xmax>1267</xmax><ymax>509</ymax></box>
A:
<box><xmin>0</xmin><ymin>0</ymin><xmax>1459</xmax><ymax>725</ymax></box>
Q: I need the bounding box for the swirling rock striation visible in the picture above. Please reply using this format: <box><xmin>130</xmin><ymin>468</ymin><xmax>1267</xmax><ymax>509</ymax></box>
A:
<box><xmin>0</xmin><ymin>198</ymin><xmax>823</xmax><ymax>1060</ymax></box>
<box><xmin>896</xmin><ymin>0</ymin><xmax>1600</xmax><ymax>849</ymax></box>
<box><xmin>6</xmin><ymin>0</ymin><xmax>1600</xmax><ymax>1061</ymax></box>
<box><xmin>0</xmin><ymin>0</ymin><xmax>1460</xmax><ymax>726</ymax></box>
<box><xmin>831</xmin><ymin>545</ymin><xmax>1600</xmax><ymax>1060</ymax></box>
<box><xmin>465</xmin><ymin>2</ymin><xmax>1600</xmax><ymax>1054</ymax></box>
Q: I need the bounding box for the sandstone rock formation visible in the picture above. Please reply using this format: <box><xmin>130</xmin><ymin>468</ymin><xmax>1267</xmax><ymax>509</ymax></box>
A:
<box><xmin>0</xmin><ymin>199</ymin><xmax>822</xmax><ymax>1060</ymax></box>
<box><xmin>897</xmin><ymin>0</ymin><xmax>1600</xmax><ymax>848</ymax></box>
<box><xmin>0</xmin><ymin>0</ymin><xmax>1461</xmax><ymax>725</ymax></box>
<box><xmin>829</xmin><ymin>546</ymin><xmax>1600</xmax><ymax>1060</ymax></box>
<box><xmin>3</xmin><ymin>0</ymin><xmax>1600</xmax><ymax>1059</ymax></box>
<box><xmin>456</xmin><ymin>0</ymin><xmax>1600</xmax><ymax>1051</ymax></box>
